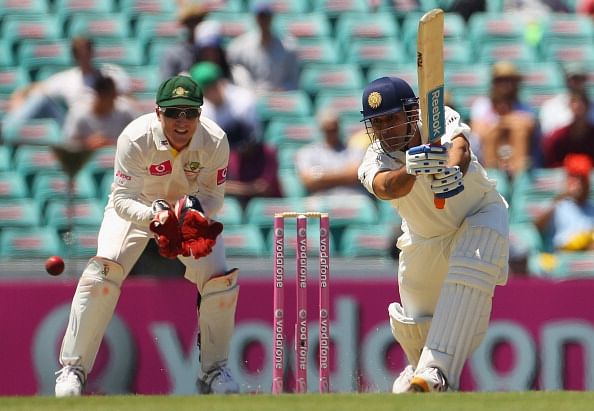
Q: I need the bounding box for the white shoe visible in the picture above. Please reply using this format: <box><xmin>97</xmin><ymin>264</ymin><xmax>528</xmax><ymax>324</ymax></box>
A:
<box><xmin>409</xmin><ymin>367</ymin><xmax>448</xmax><ymax>392</ymax></box>
<box><xmin>197</xmin><ymin>365</ymin><xmax>239</xmax><ymax>394</ymax></box>
<box><xmin>392</xmin><ymin>365</ymin><xmax>414</xmax><ymax>393</ymax></box>
<box><xmin>55</xmin><ymin>366</ymin><xmax>85</xmax><ymax>397</ymax></box>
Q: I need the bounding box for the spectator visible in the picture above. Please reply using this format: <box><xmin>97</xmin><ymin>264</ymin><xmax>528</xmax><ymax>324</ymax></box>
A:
<box><xmin>470</xmin><ymin>61</ymin><xmax>540</xmax><ymax>178</ymax></box>
<box><xmin>295</xmin><ymin>108</ymin><xmax>367</xmax><ymax>197</ymax></box>
<box><xmin>542</xmin><ymin>89</ymin><xmax>594</xmax><ymax>167</ymax></box>
<box><xmin>159</xmin><ymin>2</ymin><xmax>208</xmax><ymax>81</ymax></box>
<box><xmin>539</xmin><ymin>62</ymin><xmax>594</xmax><ymax>137</ymax></box>
<box><xmin>62</xmin><ymin>75</ymin><xmax>138</xmax><ymax>150</ymax></box>
<box><xmin>226</xmin><ymin>1</ymin><xmax>299</xmax><ymax>93</ymax></box>
<box><xmin>4</xmin><ymin>37</ymin><xmax>132</xmax><ymax>131</ymax></box>
<box><xmin>534</xmin><ymin>154</ymin><xmax>594</xmax><ymax>251</ymax></box>
<box><xmin>190</xmin><ymin>61</ymin><xmax>262</xmax><ymax>149</ymax></box>
<box><xmin>193</xmin><ymin>20</ymin><xmax>233</xmax><ymax>81</ymax></box>
<box><xmin>445</xmin><ymin>0</ymin><xmax>486</xmax><ymax>21</ymax></box>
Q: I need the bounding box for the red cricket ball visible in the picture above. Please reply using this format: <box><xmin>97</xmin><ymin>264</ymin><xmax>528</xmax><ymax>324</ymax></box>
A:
<box><xmin>45</xmin><ymin>255</ymin><xmax>65</xmax><ymax>276</ymax></box>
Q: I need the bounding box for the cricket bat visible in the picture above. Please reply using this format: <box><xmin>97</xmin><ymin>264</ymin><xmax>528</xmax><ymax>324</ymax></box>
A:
<box><xmin>417</xmin><ymin>8</ymin><xmax>447</xmax><ymax>209</ymax></box>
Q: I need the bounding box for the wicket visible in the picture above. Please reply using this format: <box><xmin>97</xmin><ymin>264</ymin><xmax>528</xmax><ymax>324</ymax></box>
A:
<box><xmin>272</xmin><ymin>212</ymin><xmax>330</xmax><ymax>394</ymax></box>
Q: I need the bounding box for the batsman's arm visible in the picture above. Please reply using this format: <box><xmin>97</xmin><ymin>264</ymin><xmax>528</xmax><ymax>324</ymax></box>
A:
<box><xmin>448</xmin><ymin>135</ymin><xmax>471</xmax><ymax>174</ymax></box>
<box><xmin>371</xmin><ymin>167</ymin><xmax>416</xmax><ymax>200</ymax></box>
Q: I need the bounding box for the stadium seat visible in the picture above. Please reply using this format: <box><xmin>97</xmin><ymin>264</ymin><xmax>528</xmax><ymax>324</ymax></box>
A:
<box><xmin>65</xmin><ymin>12</ymin><xmax>131</xmax><ymax>39</ymax></box>
<box><xmin>445</xmin><ymin>63</ymin><xmax>490</xmax><ymax>91</ymax></box>
<box><xmin>222</xmin><ymin>224</ymin><xmax>267</xmax><ymax>257</ymax></box>
<box><xmin>540</xmin><ymin>13</ymin><xmax>594</xmax><ymax>44</ymax></box>
<box><xmin>299</xmin><ymin>63</ymin><xmax>365</xmax><ymax>98</ymax></box>
<box><xmin>509</xmin><ymin>222</ymin><xmax>544</xmax><ymax>258</ymax></box>
<box><xmin>378</xmin><ymin>0</ymin><xmax>437</xmax><ymax>17</ymax></box>
<box><xmin>542</xmin><ymin>41</ymin><xmax>594</xmax><ymax>66</ymax></box>
<box><xmin>53</xmin><ymin>0</ymin><xmax>117</xmax><ymax>14</ymax></box>
<box><xmin>66</xmin><ymin>227</ymin><xmax>100</xmax><ymax>257</ymax></box>
<box><xmin>520</xmin><ymin>86</ymin><xmax>565</xmax><ymax>112</ymax></box>
<box><xmin>366</xmin><ymin>63</ymin><xmax>419</xmax><ymax>93</ymax></box>
<box><xmin>344</xmin><ymin>38</ymin><xmax>406</xmax><ymax>70</ymax></box>
<box><xmin>0</xmin><ymin>93</ymin><xmax>10</xmax><ymax>121</ymax></box>
<box><xmin>44</xmin><ymin>198</ymin><xmax>104</xmax><ymax>230</ymax></box>
<box><xmin>246</xmin><ymin>0</ymin><xmax>309</xmax><ymax>13</ymax></box>
<box><xmin>0</xmin><ymin>199</ymin><xmax>42</xmax><ymax>228</ymax></box>
<box><xmin>334</xmin><ymin>12</ymin><xmax>399</xmax><ymax>50</ymax></box>
<box><xmin>124</xmin><ymin>65</ymin><xmax>160</xmax><ymax>94</ymax></box>
<box><xmin>216</xmin><ymin>196</ymin><xmax>243</xmax><ymax>225</ymax></box>
<box><xmin>340</xmin><ymin>224</ymin><xmax>394</xmax><ymax>257</ymax></box>
<box><xmin>256</xmin><ymin>90</ymin><xmax>313</xmax><ymax>122</ymax></box>
<box><xmin>0</xmin><ymin>66</ymin><xmax>30</xmax><ymax>94</ymax></box>
<box><xmin>443</xmin><ymin>40</ymin><xmax>473</xmax><ymax>65</ymax></box>
<box><xmin>93</xmin><ymin>39</ymin><xmax>145</xmax><ymax>66</ymax></box>
<box><xmin>119</xmin><ymin>0</ymin><xmax>176</xmax><ymax>18</ymax></box>
<box><xmin>31</xmin><ymin>170</ymin><xmax>98</xmax><ymax>210</ymax></box>
<box><xmin>528</xmin><ymin>251</ymin><xmax>594</xmax><ymax>279</ymax></box>
<box><xmin>278</xmin><ymin>168</ymin><xmax>307</xmax><ymax>198</ymax></box>
<box><xmin>294</xmin><ymin>37</ymin><xmax>341</xmax><ymax>66</ymax></box>
<box><xmin>0</xmin><ymin>146</ymin><xmax>12</xmax><ymax>172</ymax></box>
<box><xmin>477</xmin><ymin>41</ymin><xmax>539</xmax><ymax>65</ymax></box>
<box><xmin>13</xmin><ymin>145</ymin><xmax>62</xmax><ymax>184</ymax></box>
<box><xmin>17</xmin><ymin>39</ymin><xmax>73</xmax><ymax>72</ymax></box>
<box><xmin>264</xmin><ymin>117</ymin><xmax>321</xmax><ymax>148</ymax></box>
<box><xmin>276</xmin><ymin>145</ymin><xmax>303</xmax><ymax>172</ymax></box>
<box><xmin>2</xmin><ymin>118</ymin><xmax>63</xmax><ymax>146</ymax></box>
<box><xmin>517</xmin><ymin>62</ymin><xmax>565</xmax><ymax>91</ymax></box>
<box><xmin>1</xmin><ymin>14</ymin><xmax>61</xmax><ymax>46</ymax></box>
<box><xmin>85</xmin><ymin>146</ymin><xmax>116</xmax><ymax>182</ymax></box>
<box><xmin>244</xmin><ymin>197</ymin><xmax>304</xmax><ymax>230</ymax></box>
<box><xmin>0</xmin><ymin>227</ymin><xmax>62</xmax><ymax>259</ymax></box>
<box><xmin>146</xmin><ymin>38</ymin><xmax>178</xmax><ymax>66</ymax></box>
<box><xmin>205</xmin><ymin>13</ymin><xmax>252</xmax><ymax>44</ymax></box>
<box><xmin>400</xmin><ymin>11</ymin><xmax>466</xmax><ymax>57</ymax></box>
<box><xmin>204</xmin><ymin>0</ymin><xmax>245</xmax><ymax>13</ymax></box>
<box><xmin>33</xmin><ymin>64</ymin><xmax>72</xmax><ymax>81</ymax></box>
<box><xmin>134</xmin><ymin>15</ymin><xmax>182</xmax><ymax>50</ymax></box>
<box><xmin>313</xmin><ymin>90</ymin><xmax>361</xmax><ymax>118</ymax></box>
<box><xmin>0</xmin><ymin>0</ymin><xmax>50</xmax><ymax>15</ymax></box>
<box><xmin>273</xmin><ymin>13</ymin><xmax>332</xmax><ymax>40</ymax></box>
<box><xmin>0</xmin><ymin>171</ymin><xmax>29</xmax><ymax>199</ymax></box>
<box><xmin>312</xmin><ymin>0</ymin><xmax>370</xmax><ymax>17</ymax></box>
<box><xmin>467</xmin><ymin>12</ymin><xmax>524</xmax><ymax>46</ymax></box>
<box><xmin>485</xmin><ymin>168</ymin><xmax>511</xmax><ymax>201</ymax></box>
<box><xmin>376</xmin><ymin>198</ymin><xmax>402</xmax><ymax>225</ymax></box>
<box><xmin>508</xmin><ymin>192</ymin><xmax>554</xmax><ymax>225</ymax></box>
<box><xmin>301</xmin><ymin>194</ymin><xmax>379</xmax><ymax>228</ymax></box>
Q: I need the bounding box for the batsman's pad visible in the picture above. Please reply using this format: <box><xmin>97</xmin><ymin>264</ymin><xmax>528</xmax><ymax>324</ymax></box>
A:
<box><xmin>417</xmin><ymin>225</ymin><xmax>508</xmax><ymax>389</ymax></box>
<box><xmin>59</xmin><ymin>257</ymin><xmax>125</xmax><ymax>373</ymax></box>
<box><xmin>198</xmin><ymin>268</ymin><xmax>239</xmax><ymax>373</ymax></box>
<box><xmin>388</xmin><ymin>302</ymin><xmax>431</xmax><ymax>368</ymax></box>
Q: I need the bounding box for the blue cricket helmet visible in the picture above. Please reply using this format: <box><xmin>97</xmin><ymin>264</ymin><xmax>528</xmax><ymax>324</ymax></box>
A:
<box><xmin>361</xmin><ymin>76</ymin><xmax>417</xmax><ymax>120</ymax></box>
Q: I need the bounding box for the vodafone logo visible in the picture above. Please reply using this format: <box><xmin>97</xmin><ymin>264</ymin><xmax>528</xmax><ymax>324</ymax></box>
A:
<box><xmin>149</xmin><ymin>160</ymin><xmax>172</xmax><ymax>176</ymax></box>
<box><xmin>216</xmin><ymin>167</ymin><xmax>227</xmax><ymax>185</ymax></box>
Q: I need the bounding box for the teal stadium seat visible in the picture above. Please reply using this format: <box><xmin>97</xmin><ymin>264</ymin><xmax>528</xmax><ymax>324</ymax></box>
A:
<box><xmin>278</xmin><ymin>168</ymin><xmax>307</xmax><ymax>198</ymax></box>
<box><xmin>376</xmin><ymin>198</ymin><xmax>402</xmax><ymax>225</ymax></box>
<box><xmin>216</xmin><ymin>196</ymin><xmax>243</xmax><ymax>225</ymax></box>
<box><xmin>205</xmin><ymin>13</ymin><xmax>252</xmax><ymax>45</ymax></box>
<box><xmin>66</xmin><ymin>227</ymin><xmax>100</xmax><ymax>257</ymax></box>
<box><xmin>467</xmin><ymin>12</ymin><xmax>524</xmax><ymax>48</ymax></box>
<box><xmin>273</xmin><ymin>13</ymin><xmax>332</xmax><ymax>40</ymax></box>
<box><xmin>300</xmin><ymin>63</ymin><xmax>365</xmax><ymax>97</ymax></box>
<box><xmin>125</xmin><ymin>65</ymin><xmax>160</xmax><ymax>94</ymax></box>
<box><xmin>223</xmin><ymin>224</ymin><xmax>267</xmax><ymax>257</ymax></box>
<box><xmin>244</xmin><ymin>197</ymin><xmax>304</xmax><ymax>230</ymax></box>
<box><xmin>85</xmin><ymin>146</ymin><xmax>116</xmax><ymax>184</ymax></box>
<box><xmin>340</xmin><ymin>224</ymin><xmax>394</xmax><ymax>257</ymax></box>
<box><xmin>513</xmin><ymin>167</ymin><xmax>566</xmax><ymax>197</ymax></box>
<box><xmin>312</xmin><ymin>0</ymin><xmax>370</xmax><ymax>17</ymax></box>
<box><xmin>520</xmin><ymin>86</ymin><xmax>564</xmax><ymax>111</ymax></box>
<box><xmin>401</xmin><ymin>11</ymin><xmax>466</xmax><ymax>59</ymax></box>
<box><xmin>134</xmin><ymin>15</ymin><xmax>181</xmax><ymax>52</ymax></box>
<box><xmin>0</xmin><ymin>227</ymin><xmax>62</xmax><ymax>259</ymax></box>
<box><xmin>246</xmin><ymin>0</ymin><xmax>309</xmax><ymax>13</ymax></box>
<box><xmin>257</xmin><ymin>90</ymin><xmax>313</xmax><ymax>122</ymax></box>
<box><xmin>276</xmin><ymin>145</ymin><xmax>302</xmax><ymax>171</ymax></box>
<box><xmin>0</xmin><ymin>0</ymin><xmax>50</xmax><ymax>15</ymax></box>
<box><xmin>44</xmin><ymin>198</ymin><xmax>104</xmax><ymax>230</ymax></box>
<box><xmin>0</xmin><ymin>146</ymin><xmax>12</xmax><ymax>172</ymax></box>
<box><xmin>98</xmin><ymin>172</ymin><xmax>114</xmax><ymax>200</ymax></box>
<box><xmin>294</xmin><ymin>37</ymin><xmax>341</xmax><ymax>66</ymax></box>
<box><xmin>3</xmin><ymin>118</ymin><xmax>63</xmax><ymax>146</ymax></box>
<box><xmin>540</xmin><ymin>13</ymin><xmax>593</xmax><ymax>44</ymax></box>
<box><xmin>528</xmin><ymin>251</ymin><xmax>594</xmax><ymax>279</ymax></box>
<box><xmin>65</xmin><ymin>13</ymin><xmax>131</xmax><ymax>39</ymax></box>
<box><xmin>443</xmin><ymin>40</ymin><xmax>473</xmax><ymax>66</ymax></box>
<box><xmin>485</xmin><ymin>168</ymin><xmax>511</xmax><ymax>202</ymax></box>
<box><xmin>344</xmin><ymin>38</ymin><xmax>406</xmax><ymax>71</ymax></box>
<box><xmin>264</xmin><ymin>117</ymin><xmax>321</xmax><ymax>148</ymax></box>
<box><xmin>334</xmin><ymin>12</ymin><xmax>399</xmax><ymax>51</ymax></box>
<box><xmin>33</xmin><ymin>64</ymin><xmax>72</xmax><ymax>81</ymax></box>
<box><xmin>17</xmin><ymin>39</ymin><xmax>73</xmax><ymax>72</ymax></box>
<box><xmin>509</xmin><ymin>222</ymin><xmax>544</xmax><ymax>258</ymax></box>
<box><xmin>146</xmin><ymin>38</ymin><xmax>178</xmax><ymax>66</ymax></box>
<box><xmin>0</xmin><ymin>199</ymin><xmax>42</xmax><ymax>228</ymax></box>
<box><xmin>366</xmin><ymin>63</ymin><xmax>419</xmax><ymax>93</ymax></box>
<box><xmin>13</xmin><ymin>145</ymin><xmax>62</xmax><ymax>184</ymax></box>
<box><xmin>204</xmin><ymin>0</ymin><xmax>245</xmax><ymax>13</ymax></box>
<box><xmin>445</xmin><ymin>63</ymin><xmax>490</xmax><ymax>91</ymax></box>
<box><xmin>0</xmin><ymin>66</ymin><xmax>30</xmax><ymax>94</ymax></box>
<box><xmin>302</xmin><ymin>194</ymin><xmax>379</xmax><ymax>229</ymax></box>
<box><xmin>517</xmin><ymin>62</ymin><xmax>565</xmax><ymax>91</ymax></box>
<box><xmin>1</xmin><ymin>14</ymin><xmax>62</xmax><ymax>51</ymax></box>
<box><xmin>93</xmin><ymin>39</ymin><xmax>145</xmax><ymax>66</ymax></box>
<box><xmin>0</xmin><ymin>171</ymin><xmax>29</xmax><ymax>199</ymax></box>
<box><xmin>478</xmin><ymin>41</ymin><xmax>539</xmax><ymax>65</ymax></box>
<box><xmin>314</xmin><ymin>90</ymin><xmax>361</xmax><ymax>118</ymax></box>
<box><xmin>542</xmin><ymin>41</ymin><xmax>594</xmax><ymax>66</ymax></box>
<box><xmin>31</xmin><ymin>170</ymin><xmax>98</xmax><ymax>210</ymax></box>
<box><xmin>53</xmin><ymin>0</ymin><xmax>116</xmax><ymax>14</ymax></box>
<box><xmin>119</xmin><ymin>0</ymin><xmax>176</xmax><ymax>17</ymax></box>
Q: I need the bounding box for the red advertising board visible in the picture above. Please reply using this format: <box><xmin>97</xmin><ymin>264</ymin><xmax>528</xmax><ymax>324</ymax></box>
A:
<box><xmin>0</xmin><ymin>276</ymin><xmax>592</xmax><ymax>395</ymax></box>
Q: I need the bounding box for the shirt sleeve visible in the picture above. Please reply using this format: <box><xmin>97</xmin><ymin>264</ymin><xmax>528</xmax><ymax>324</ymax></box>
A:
<box><xmin>111</xmin><ymin>133</ymin><xmax>154</xmax><ymax>227</ymax></box>
<box><xmin>357</xmin><ymin>144</ymin><xmax>402</xmax><ymax>198</ymax></box>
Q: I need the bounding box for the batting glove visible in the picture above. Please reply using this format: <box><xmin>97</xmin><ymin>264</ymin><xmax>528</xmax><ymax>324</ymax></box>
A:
<box><xmin>431</xmin><ymin>166</ymin><xmax>464</xmax><ymax>198</ymax></box>
<box><xmin>405</xmin><ymin>144</ymin><xmax>448</xmax><ymax>175</ymax></box>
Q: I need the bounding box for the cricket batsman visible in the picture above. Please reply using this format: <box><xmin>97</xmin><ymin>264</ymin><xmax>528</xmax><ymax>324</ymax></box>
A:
<box><xmin>55</xmin><ymin>75</ymin><xmax>240</xmax><ymax>396</ymax></box>
<box><xmin>357</xmin><ymin>76</ymin><xmax>509</xmax><ymax>392</ymax></box>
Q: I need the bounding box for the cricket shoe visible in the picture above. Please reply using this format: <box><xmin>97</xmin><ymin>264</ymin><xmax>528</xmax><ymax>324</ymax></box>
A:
<box><xmin>392</xmin><ymin>365</ymin><xmax>414</xmax><ymax>393</ymax></box>
<box><xmin>197</xmin><ymin>365</ymin><xmax>240</xmax><ymax>394</ymax></box>
<box><xmin>55</xmin><ymin>365</ymin><xmax>86</xmax><ymax>397</ymax></box>
<box><xmin>409</xmin><ymin>367</ymin><xmax>448</xmax><ymax>393</ymax></box>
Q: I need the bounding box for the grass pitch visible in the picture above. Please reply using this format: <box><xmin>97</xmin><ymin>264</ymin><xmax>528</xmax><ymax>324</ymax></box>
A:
<box><xmin>2</xmin><ymin>392</ymin><xmax>594</xmax><ymax>411</ymax></box>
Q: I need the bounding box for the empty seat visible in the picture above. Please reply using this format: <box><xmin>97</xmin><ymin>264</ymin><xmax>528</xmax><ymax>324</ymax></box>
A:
<box><xmin>299</xmin><ymin>63</ymin><xmax>365</xmax><ymax>97</ymax></box>
<box><xmin>0</xmin><ymin>171</ymin><xmax>29</xmax><ymax>199</ymax></box>
<box><xmin>93</xmin><ymin>39</ymin><xmax>145</xmax><ymax>65</ymax></box>
<box><xmin>334</xmin><ymin>12</ymin><xmax>399</xmax><ymax>49</ymax></box>
<box><xmin>264</xmin><ymin>117</ymin><xmax>321</xmax><ymax>148</ymax></box>
<box><xmin>17</xmin><ymin>39</ymin><xmax>73</xmax><ymax>71</ymax></box>
<box><xmin>0</xmin><ymin>66</ymin><xmax>30</xmax><ymax>94</ymax></box>
<box><xmin>344</xmin><ymin>38</ymin><xmax>406</xmax><ymax>70</ymax></box>
<box><xmin>216</xmin><ymin>196</ymin><xmax>243</xmax><ymax>225</ymax></box>
<box><xmin>278</xmin><ymin>168</ymin><xmax>306</xmax><ymax>198</ymax></box>
<box><xmin>273</xmin><ymin>13</ymin><xmax>332</xmax><ymax>39</ymax></box>
<box><xmin>340</xmin><ymin>224</ymin><xmax>394</xmax><ymax>257</ymax></box>
<box><xmin>53</xmin><ymin>0</ymin><xmax>116</xmax><ymax>14</ymax></box>
<box><xmin>124</xmin><ymin>65</ymin><xmax>160</xmax><ymax>94</ymax></box>
<box><xmin>244</xmin><ymin>197</ymin><xmax>304</xmax><ymax>229</ymax></box>
<box><xmin>205</xmin><ymin>0</ymin><xmax>245</xmax><ymax>13</ymax></box>
<box><xmin>223</xmin><ymin>224</ymin><xmax>267</xmax><ymax>257</ymax></box>
<box><xmin>44</xmin><ymin>198</ymin><xmax>104</xmax><ymax>230</ymax></box>
<box><xmin>13</xmin><ymin>145</ymin><xmax>62</xmax><ymax>183</ymax></box>
<box><xmin>312</xmin><ymin>0</ymin><xmax>370</xmax><ymax>17</ymax></box>
<box><xmin>65</xmin><ymin>12</ymin><xmax>131</xmax><ymax>39</ymax></box>
<box><xmin>0</xmin><ymin>199</ymin><xmax>42</xmax><ymax>228</ymax></box>
<box><xmin>256</xmin><ymin>90</ymin><xmax>313</xmax><ymax>122</ymax></box>
<box><xmin>313</xmin><ymin>90</ymin><xmax>361</xmax><ymax>118</ymax></box>
<box><xmin>2</xmin><ymin>118</ymin><xmax>63</xmax><ymax>146</ymax></box>
<box><xmin>119</xmin><ymin>0</ymin><xmax>176</xmax><ymax>17</ymax></box>
<box><xmin>0</xmin><ymin>227</ymin><xmax>62</xmax><ymax>259</ymax></box>
<box><xmin>302</xmin><ymin>194</ymin><xmax>379</xmax><ymax>228</ymax></box>
<box><xmin>135</xmin><ymin>15</ymin><xmax>181</xmax><ymax>50</ymax></box>
<box><xmin>294</xmin><ymin>37</ymin><xmax>341</xmax><ymax>66</ymax></box>
<box><xmin>31</xmin><ymin>170</ymin><xmax>98</xmax><ymax>210</ymax></box>
<box><xmin>0</xmin><ymin>0</ymin><xmax>50</xmax><ymax>15</ymax></box>
<box><xmin>204</xmin><ymin>13</ymin><xmax>252</xmax><ymax>44</ymax></box>
<box><xmin>66</xmin><ymin>227</ymin><xmax>100</xmax><ymax>257</ymax></box>
<box><xmin>366</xmin><ymin>63</ymin><xmax>419</xmax><ymax>93</ymax></box>
<box><xmin>478</xmin><ymin>41</ymin><xmax>539</xmax><ymax>65</ymax></box>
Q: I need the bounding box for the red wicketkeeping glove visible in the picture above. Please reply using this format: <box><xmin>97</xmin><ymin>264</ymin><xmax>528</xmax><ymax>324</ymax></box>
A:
<box><xmin>175</xmin><ymin>196</ymin><xmax>224</xmax><ymax>259</ymax></box>
<box><xmin>149</xmin><ymin>200</ymin><xmax>182</xmax><ymax>259</ymax></box>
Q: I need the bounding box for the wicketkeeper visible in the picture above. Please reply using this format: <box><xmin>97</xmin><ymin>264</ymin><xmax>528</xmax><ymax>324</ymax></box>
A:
<box><xmin>55</xmin><ymin>75</ymin><xmax>240</xmax><ymax>396</ymax></box>
<box><xmin>357</xmin><ymin>76</ymin><xmax>509</xmax><ymax>392</ymax></box>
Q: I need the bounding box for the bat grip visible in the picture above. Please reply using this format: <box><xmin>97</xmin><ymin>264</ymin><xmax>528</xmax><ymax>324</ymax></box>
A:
<box><xmin>430</xmin><ymin>141</ymin><xmax>446</xmax><ymax>209</ymax></box>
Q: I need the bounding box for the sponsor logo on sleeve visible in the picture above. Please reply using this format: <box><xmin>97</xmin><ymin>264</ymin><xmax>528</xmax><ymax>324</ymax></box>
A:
<box><xmin>149</xmin><ymin>160</ymin><xmax>173</xmax><ymax>176</ymax></box>
<box><xmin>115</xmin><ymin>170</ymin><xmax>132</xmax><ymax>185</ymax></box>
<box><xmin>216</xmin><ymin>167</ymin><xmax>227</xmax><ymax>185</ymax></box>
